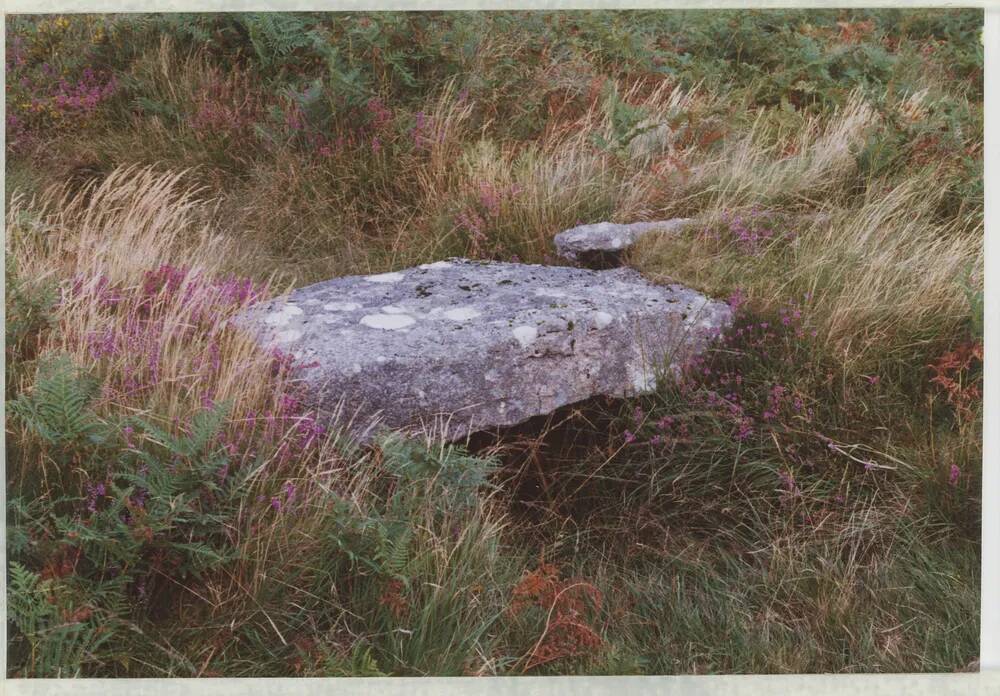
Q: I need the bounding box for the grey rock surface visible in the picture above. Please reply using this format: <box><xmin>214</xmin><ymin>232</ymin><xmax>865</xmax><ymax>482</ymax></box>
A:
<box><xmin>236</xmin><ymin>258</ymin><xmax>730</xmax><ymax>442</ymax></box>
<box><xmin>554</xmin><ymin>218</ymin><xmax>692</xmax><ymax>268</ymax></box>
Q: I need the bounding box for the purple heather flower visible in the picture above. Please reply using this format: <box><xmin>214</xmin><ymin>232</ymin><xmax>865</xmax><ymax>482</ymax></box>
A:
<box><xmin>736</xmin><ymin>418</ymin><xmax>754</xmax><ymax>441</ymax></box>
<box><xmin>778</xmin><ymin>470</ymin><xmax>799</xmax><ymax>494</ymax></box>
<box><xmin>85</xmin><ymin>482</ymin><xmax>107</xmax><ymax>513</ymax></box>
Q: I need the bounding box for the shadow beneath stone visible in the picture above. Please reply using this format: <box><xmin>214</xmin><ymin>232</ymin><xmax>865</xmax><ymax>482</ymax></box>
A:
<box><xmin>464</xmin><ymin>394</ymin><xmax>628</xmax><ymax>521</ymax></box>
<box><xmin>572</xmin><ymin>249</ymin><xmax>626</xmax><ymax>270</ymax></box>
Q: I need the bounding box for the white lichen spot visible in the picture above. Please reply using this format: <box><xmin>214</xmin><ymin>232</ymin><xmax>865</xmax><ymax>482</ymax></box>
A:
<box><xmin>323</xmin><ymin>301</ymin><xmax>362</xmax><ymax>312</ymax></box>
<box><xmin>274</xmin><ymin>329</ymin><xmax>302</xmax><ymax>343</ymax></box>
<box><xmin>364</xmin><ymin>272</ymin><xmax>405</xmax><ymax>284</ymax></box>
<box><xmin>512</xmin><ymin>325</ymin><xmax>538</xmax><ymax>349</ymax></box>
<box><xmin>360</xmin><ymin>314</ymin><xmax>416</xmax><ymax>330</ymax></box>
<box><xmin>382</xmin><ymin>305</ymin><xmax>408</xmax><ymax>314</ymax></box>
<box><xmin>443</xmin><ymin>307</ymin><xmax>481</xmax><ymax>321</ymax></box>
<box><xmin>419</xmin><ymin>261</ymin><xmax>452</xmax><ymax>270</ymax></box>
<box><xmin>264</xmin><ymin>312</ymin><xmax>290</xmax><ymax>327</ymax></box>
<box><xmin>611</xmin><ymin>237</ymin><xmax>623</xmax><ymax>249</ymax></box>
<box><xmin>264</xmin><ymin>303</ymin><xmax>304</xmax><ymax>326</ymax></box>
<box><xmin>592</xmin><ymin>311</ymin><xmax>614</xmax><ymax>329</ymax></box>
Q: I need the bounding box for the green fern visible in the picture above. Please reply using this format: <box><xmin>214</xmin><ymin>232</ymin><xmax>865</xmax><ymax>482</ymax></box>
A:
<box><xmin>236</xmin><ymin>13</ymin><xmax>314</xmax><ymax>71</ymax></box>
<box><xmin>131</xmin><ymin>400</ymin><xmax>230</xmax><ymax>460</ymax></box>
<box><xmin>591</xmin><ymin>85</ymin><xmax>660</xmax><ymax>156</ymax></box>
<box><xmin>376</xmin><ymin>523</ymin><xmax>413</xmax><ymax>579</ymax></box>
<box><xmin>378</xmin><ymin>432</ymin><xmax>498</xmax><ymax>509</ymax></box>
<box><xmin>323</xmin><ymin>435</ymin><xmax>498</xmax><ymax>582</ymax></box>
<box><xmin>10</xmin><ymin>355</ymin><xmax>106</xmax><ymax>448</ymax></box>
<box><xmin>7</xmin><ymin>561</ymin><xmax>113</xmax><ymax>677</ymax></box>
<box><xmin>8</xmin><ymin>561</ymin><xmax>53</xmax><ymax>637</ymax></box>
<box><xmin>155</xmin><ymin>13</ymin><xmax>215</xmax><ymax>46</ymax></box>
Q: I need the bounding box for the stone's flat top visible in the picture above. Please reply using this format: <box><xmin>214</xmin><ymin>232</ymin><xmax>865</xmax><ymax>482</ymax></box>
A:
<box><xmin>236</xmin><ymin>258</ymin><xmax>731</xmax><ymax>441</ymax></box>
<box><xmin>242</xmin><ymin>258</ymin><xmax>713</xmax><ymax>358</ymax></box>
<box><xmin>554</xmin><ymin>218</ymin><xmax>692</xmax><ymax>261</ymax></box>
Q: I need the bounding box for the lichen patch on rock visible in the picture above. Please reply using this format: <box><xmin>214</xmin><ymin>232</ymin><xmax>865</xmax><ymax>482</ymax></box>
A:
<box><xmin>512</xmin><ymin>325</ymin><xmax>539</xmax><ymax>348</ymax></box>
<box><xmin>444</xmin><ymin>307</ymin><xmax>481</xmax><ymax>321</ymax></box>
<box><xmin>365</xmin><ymin>271</ymin><xmax>406</xmax><ymax>283</ymax></box>
<box><xmin>360</xmin><ymin>314</ymin><xmax>416</xmax><ymax>330</ymax></box>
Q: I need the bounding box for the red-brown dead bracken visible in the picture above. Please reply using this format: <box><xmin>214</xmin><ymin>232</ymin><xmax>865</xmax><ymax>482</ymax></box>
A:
<box><xmin>510</xmin><ymin>562</ymin><xmax>604</xmax><ymax>672</ymax></box>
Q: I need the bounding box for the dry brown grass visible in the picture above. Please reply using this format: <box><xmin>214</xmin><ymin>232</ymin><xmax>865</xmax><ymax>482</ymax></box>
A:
<box><xmin>684</xmin><ymin>92</ymin><xmax>877</xmax><ymax>209</ymax></box>
<box><xmin>633</xmin><ymin>152</ymin><xmax>981</xmax><ymax>375</ymax></box>
<box><xmin>6</xmin><ymin>167</ymin><xmax>287</xmax><ymax>420</ymax></box>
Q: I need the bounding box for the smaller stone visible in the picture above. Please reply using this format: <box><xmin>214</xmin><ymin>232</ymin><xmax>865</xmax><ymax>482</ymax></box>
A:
<box><xmin>554</xmin><ymin>218</ymin><xmax>692</xmax><ymax>268</ymax></box>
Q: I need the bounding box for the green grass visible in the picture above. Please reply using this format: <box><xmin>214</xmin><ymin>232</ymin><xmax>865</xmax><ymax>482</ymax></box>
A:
<box><xmin>5</xmin><ymin>9</ymin><xmax>982</xmax><ymax>676</ymax></box>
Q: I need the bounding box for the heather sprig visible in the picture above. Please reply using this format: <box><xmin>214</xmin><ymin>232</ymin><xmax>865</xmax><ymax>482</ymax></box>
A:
<box><xmin>701</xmin><ymin>206</ymin><xmax>795</xmax><ymax>256</ymax></box>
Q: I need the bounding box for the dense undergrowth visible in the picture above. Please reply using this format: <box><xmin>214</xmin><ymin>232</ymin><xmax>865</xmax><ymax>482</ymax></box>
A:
<box><xmin>5</xmin><ymin>10</ymin><xmax>983</xmax><ymax>676</ymax></box>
